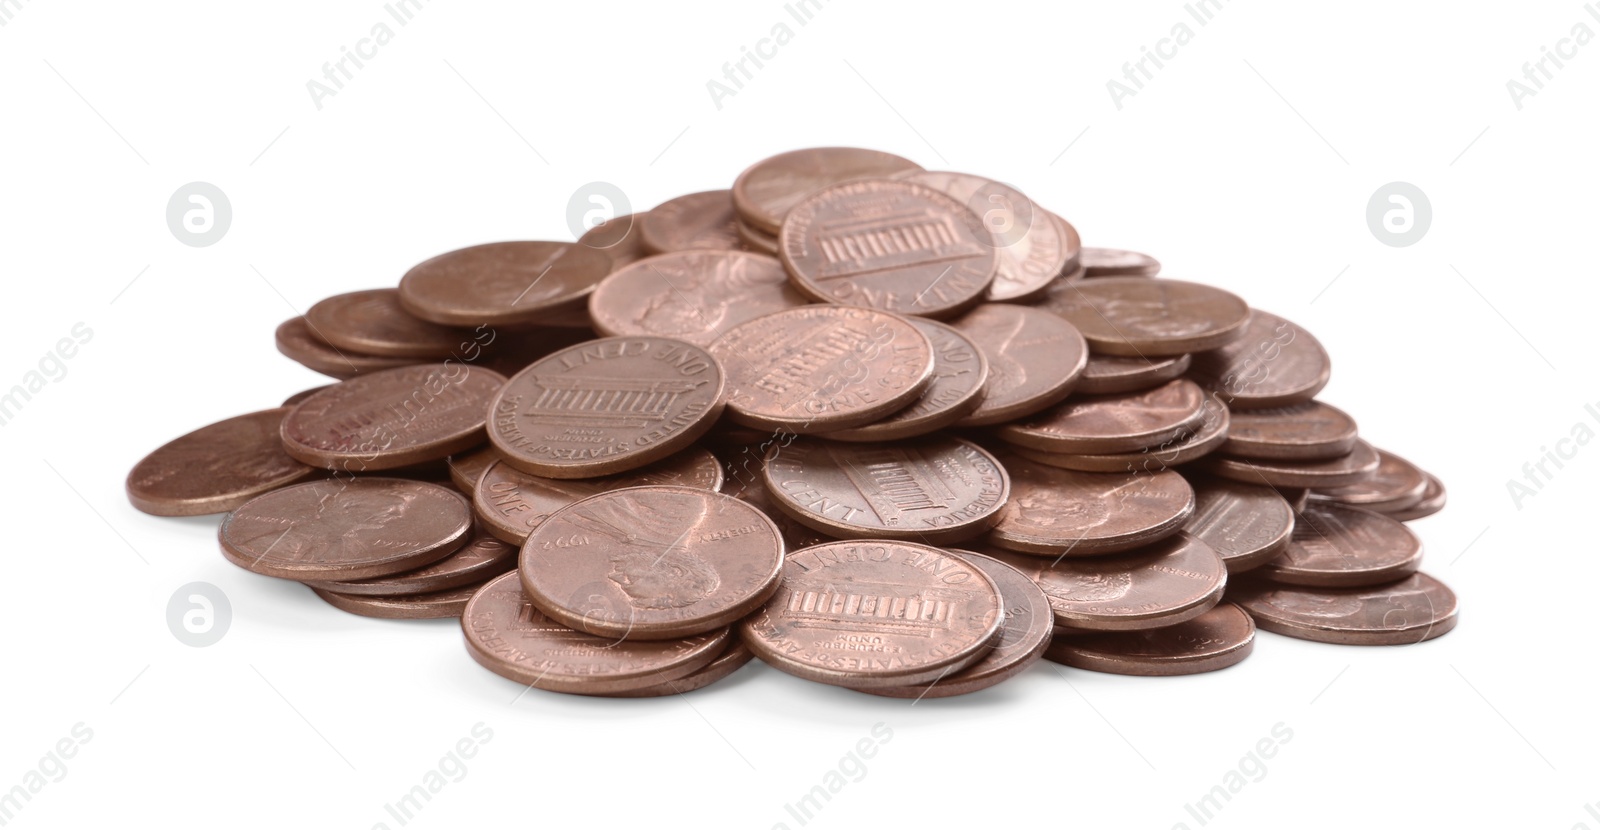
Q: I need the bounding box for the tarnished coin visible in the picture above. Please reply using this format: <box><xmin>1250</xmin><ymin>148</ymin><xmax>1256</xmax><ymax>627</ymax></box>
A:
<box><xmin>999</xmin><ymin>378</ymin><xmax>1209</xmax><ymax>454</ymax></box>
<box><xmin>462</xmin><ymin>572</ymin><xmax>731</xmax><ymax>695</ymax></box>
<box><xmin>710</xmin><ymin>306</ymin><xmax>934</xmax><ymax>433</ymax></box>
<box><xmin>398</xmin><ymin>241</ymin><xmax>613</xmax><ymax>327</ymax></box>
<box><xmin>1385</xmin><ymin>473</ymin><xmax>1446</xmax><ymax>522</ymax></box>
<box><xmin>275</xmin><ymin>317</ymin><xmax>417</xmax><ymax>379</ymax></box>
<box><xmin>638</xmin><ymin>190</ymin><xmax>744</xmax><ymax>254</ymax></box>
<box><xmin>760</xmin><ymin>435</ymin><xmax>1009</xmax><ymax>545</ymax></box>
<box><xmin>780</xmin><ymin>179</ymin><xmax>998</xmax><ymax>319</ymax></box>
<box><xmin>1045</xmin><ymin>277</ymin><xmax>1250</xmax><ymax>356</ymax></box>
<box><xmin>587</xmin><ymin>251</ymin><xmax>807</xmax><ymax>347</ymax></box>
<box><xmin>732</xmin><ymin>146</ymin><xmax>922</xmax><ymax>234</ymax></box>
<box><xmin>604</xmin><ymin>638</ymin><xmax>756</xmax><ymax>698</ymax></box>
<box><xmin>987</xmin><ymin>452</ymin><xmax>1194</xmax><ymax>556</ymax></box>
<box><xmin>312</xmin><ymin>581</ymin><xmax>487</xmax><ymax>620</ymax></box>
<box><xmin>1185</xmin><ymin>478</ymin><xmax>1295</xmax><ymax>573</ymax></box>
<box><xmin>219</xmin><ymin>478</ymin><xmax>472</xmax><ymax>580</ymax></box>
<box><xmin>1189</xmin><ymin>310</ymin><xmax>1331</xmax><ymax>409</ymax></box>
<box><xmin>304</xmin><ymin>289</ymin><xmax>472</xmax><ymax>359</ymax></box>
<box><xmin>282</xmin><ymin>364</ymin><xmax>506</xmax><ymax>471</ymax></box>
<box><xmin>579</xmin><ymin>212</ymin><xmax>649</xmax><ymax>271</ymax></box>
<box><xmin>1254</xmin><ymin>503</ymin><xmax>1422</xmax><ymax>588</ymax></box>
<box><xmin>473</xmin><ymin>448</ymin><xmax>723</xmax><ymax>544</ymax></box>
<box><xmin>952</xmin><ymin>304</ymin><xmax>1088</xmax><ymax>426</ymax></box>
<box><xmin>1201</xmin><ymin>439</ymin><xmax>1380</xmax><ymax>489</ymax></box>
<box><xmin>447</xmin><ymin>445</ymin><xmax>503</xmax><ymax>496</ymax></box>
<box><xmin>986</xmin><ymin>533</ymin><xmax>1226</xmax><ymax>631</ymax></box>
<box><xmin>741</xmin><ymin>540</ymin><xmax>1004</xmax><ymax>688</ymax></box>
<box><xmin>520</xmin><ymin>486</ymin><xmax>785</xmax><ymax>640</ymax></box>
<box><xmin>826</xmin><ymin>318</ymin><xmax>989</xmax><ymax>441</ymax></box>
<box><xmin>487</xmin><ymin>336</ymin><xmax>723</xmax><ymax>478</ymax></box>
<box><xmin>736</xmin><ymin>218</ymin><xmax>780</xmax><ymax>255</ymax></box>
<box><xmin>306</xmin><ymin>526</ymin><xmax>515</xmax><ymax>597</ymax></box>
<box><xmin>1080</xmin><ymin>246</ymin><xmax>1161</xmax><ymax>278</ymax></box>
<box><xmin>1008</xmin><ymin>396</ymin><xmax>1229</xmax><ymax>474</ymax></box>
<box><xmin>127</xmin><ymin>408</ymin><xmax>317</xmax><ymax>516</ymax></box>
<box><xmin>1076</xmin><ymin>352</ymin><xmax>1192</xmax><ymax>395</ymax></box>
<box><xmin>1222</xmin><ymin>401</ymin><xmax>1360</xmax><ymax>461</ymax></box>
<box><xmin>1045</xmin><ymin>603</ymin><xmax>1254</xmax><ymax>676</ymax></box>
<box><xmin>1229</xmin><ymin>572</ymin><xmax>1458</xmax><ymax>645</ymax></box>
<box><xmin>1309</xmin><ymin>449</ymin><xmax>1429</xmax><ymax>513</ymax></box>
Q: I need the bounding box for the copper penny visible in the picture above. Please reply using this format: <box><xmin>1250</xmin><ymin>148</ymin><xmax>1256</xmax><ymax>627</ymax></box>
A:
<box><xmin>1046</xmin><ymin>603</ymin><xmax>1254</xmax><ymax>675</ymax></box>
<box><xmin>519</xmin><ymin>485</ymin><xmax>785</xmax><ymax>640</ymax></box>
<box><xmin>1076</xmin><ymin>352</ymin><xmax>1192</xmax><ymax>395</ymax></box>
<box><xmin>780</xmin><ymin>178</ymin><xmax>998</xmax><ymax>319</ymax></box>
<box><xmin>1385</xmin><ymin>473</ymin><xmax>1446</xmax><ymax>522</ymax></box>
<box><xmin>282</xmin><ymin>364</ymin><xmax>506</xmax><ymax>471</ymax></box>
<box><xmin>826</xmin><ymin>318</ymin><xmax>988</xmax><ymax>441</ymax></box>
<box><xmin>987</xmin><ymin>452</ymin><xmax>1194</xmax><ymax>556</ymax></box>
<box><xmin>1080</xmin><ymin>246</ymin><xmax>1161</xmax><ymax>277</ymax></box>
<box><xmin>304</xmin><ymin>288</ymin><xmax>473</xmax><ymax>359</ymax></box>
<box><xmin>579</xmin><ymin>212</ymin><xmax>649</xmax><ymax>271</ymax></box>
<box><xmin>1229</xmin><ymin>572</ymin><xmax>1458</xmax><ymax>645</ymax></box>
<box><xmin>719</xmin><ymin>457</ymin><xmax>832</xmax><ymax>551</ymax></box>
<box><xmin>1184</xmin><ymin>478</ymin><xmax>1295</xmax><ymax>573</ymax></box>
<box><xmin>741</xmin><ymin>540</ymin><xmax>1004</xmax><ymax>688</ymax></box>
<box><xmin>710</xmin><ymin>306</ymin><xmax>934</xmax><ymax>433</ymax></box>
<box><xmin>1046</xmin><ymin>277</ymin><xmax>1250</xmax><ymax>357</ymax></box>
<box><xmin>732</xmin><ymin>146</ymin><xmax>922</xmax><ymax>234</ymax></box>
<box><xmin>760</xmin><ymin>435</ymin><xmax>1009</xmax><ymax>545</ymax></box>
<box><xmin>275</xmin><ymin>317</ymin><xmax>417</xmax><ymax>379</ymax></box>
<box><xmin>219</xmin><ymin>478</ymin><xmax>472</xmax><ymax>580</ymax></box>
<box><xmin>1201</xmin><ymin>439</ymin><xmax>1380</xmax><ymax>489</ymax></box>
<box><xmin>305</xmin><ymin>526</ymin><xmax>516</xmax><ymax>596</ymax></box>
<box><xmin>1189</xmin><ymin>309</ymin><xmax>1331</xmax><ymax>409</ymax></box>
<box><xmin>587</xmin><ymin>251</ymin><xmax>807</xmax><ymax>347</ymax></box>
<box><xmin>1254</xmin><ymin>503</ymin><xmax>1422</xmax><ymax>588</ymax></box>
<box><xmin>1222</xmin><ymin>400</ymin><xmax>1360</xmax><ymax>461</ymax></box>
<box><xmin>282</xmin><ymin>385</ymin><xmax>332</xmax><ymax>406</ymax></box>
<box><xmin>127</xmin><ymin>408</ymin><xmax>317</xmax><ymax>516</ymax></box>
<box><xmin>487</xmin><ymin>336</ymin><xmax>724</xmax><ymax>478</ymax></box>
<box><xmin>461</xmin><ymin>572</ymin><xmax>730</xmax><ymax>695</ymax></box>
<box><xmin>447</xmin><ymin>445</ymin><xmax>503</xmax><ymax>495</ymax></box>
<box><xmin>312</xmin><ymin>581</ymin><xmax>487</xmax><ymax>620</ymax></box>
<box><xmin>603</xmin><ymin>638</ymin><xmax>755</xmax><ymax>698</ymax></box>
<box><xmin>999</xmin><ymin>378</ymin><xmax>1209</xmax><ymax>454</ymax></box>
<box><xmin>472</xmin><ymin>448</ymin><xmax>723</xmax><ymax>544</ymax></box>
<box><xmin>398</xmin><ymin>241</ymin><xmax>613</xmax><ymax>327</ymax></box>
<box><xmin>986</xmin><ymin>533</ymin><xmax>1225</xmax><ymax>630</ymax></box>
<box><xmin>1309</xmin><ymin>449</ymin><xmax>1429</xmax><ymax>513</ymax></box>
<box><xmin>1007</xmin><ymin>395</ymin><xmax>1230</xmax><ymax>474</ymax></box>
<box><xmin>639</xmin><ymin>189</ymin><xmax>744</xmax><ymax>254</ymax></box>
<box><xmin>951</xmin><ymin>304</ymin><xmax>1088</xmax><ymax>426</ymax></box>
<box><xmin>736</xmin><ymin>218</ymin><xmax>780</xmax><ymax>256</ymax></box>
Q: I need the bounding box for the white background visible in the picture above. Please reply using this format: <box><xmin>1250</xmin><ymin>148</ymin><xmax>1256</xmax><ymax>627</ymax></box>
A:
<box><xmin>2</xmin><ymin>1</ymin><xmax>1597</xmax><ymax>827</ymax></box>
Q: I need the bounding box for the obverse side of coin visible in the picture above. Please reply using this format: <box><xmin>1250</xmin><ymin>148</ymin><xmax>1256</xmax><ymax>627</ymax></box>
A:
<box><xmin>1076</xmin><ymin>353</ymin><xmax>1192</xmax><ymax>395</ymax></box>
<box><xmin>639</xmin><ymin>190</ymin><xmax>744</xmax><ymax>254</ymax></box>
<box><xmin>275</xmin><ymin>317</ymin><xmax>417</xmax><ymax>379</ymax></box>
<box><xmin>1185</xmin><ymin>478</ymin><xmax>1295</xmax><ymax>573</ymax></box>
<box><xmin>220</xmin><ymin>478</ymin><xmax>471</xmax><ymax>580</ymax></box>
<box><xmin>304</xmin><ymin>289</ymin><xmax>472</xmax><ymax>359</ymax></box>
<box><xmin>1222</xmin><ymin>401</ymin><xmax>1359</xmax><ymax>461</ymax></box>
<box><xmin>579</xmin><ymin>212</ymin><xmax>649</xmax><ymax>271</ymax></box>
<box><xmin>952</xmin><ymin>304</ymin><xmax>1088</xmax><ymax>426</ymax></box>
<box><xmin>1189</xmin><ymin>309</ymin><xmax>1331</xmax><ymax>409</ymax></box>
<box><xmin>741</xmin><ymin>540</ymin><xmax>1004</xmax><ymax>687</ymax></box>
<box><xmin>1000</xmin><ymin>378</ymin><xmax>1209</xmax><ymax>454</ymax></box>
<box><xmin>1386</xmin><ymin>473</ymin><xmax>1446</xmax><ymax>522</ymax></box>
<box><xmin>127</xmin><ymin>408</ymin><xmax>316</xmax><ymax>516</ymax></box>
<box><xmin>398</xmin><ymin>241</ymin><xmax>613</xmax><ymax>327</ymax></box>
<box><xmin>988</xmin><ymin>453</ymin><xmax>1194</xmax><ymax>555</ymax></box>
<box><xmin>588</xmin><ymin>251</ymin><xmax>806</xmax><ymax>347</ymax></box>
<box><xmin>826</xmin><ymin>318</ymin><xmax>988</xmax><ymax>441</ymax></box>
<box><xmin>1201</xmin><ymin>439</ymin><xmax>1380</xmax><ymax>489</ymax></box>
<box><xmin>760</xmin><ymin>436</ymin><xmax>1009</xmax><ymax>545</ymax></box>
<box><xmin>1046</xmin><ymin>277</ymin><xmax>1250</xmax><ymax>356</ymax></box>
<box><xmin>1080</xmin><ymin>247</ymin><xmax>1161</xmax><ymax>277</ymax></box>
<box><xmin>447</xmin><ymin>445</ymin><xmax>503</xmax><ymax>496</ymax></box>
<box><xmin>313</xmin><ymin>581</ymin><xmax>487</xmax><ymax>620</ymax></box>
<box><xmin>604</xmin><ymin>638</ymin><xmax>756</xmax><ymax>698</ymax></box>
<box><xmin>1009</xmin><ymin>396</ymin><xmax>1230</xmax><ymax>474</ymax></box>
<box><xmin>732</xmin><ymin>146</ymin><xmax>922</xmax><ymax>234</ymax></box>
<box><xmin>1229</xmin><ymin>572</ymin><xmax>1458</xmax><ymax>645</ymax></box>
<box><xmin>986</xmin><ymin>533</ymin><xmax>1226</xmax><ymax>630</ymax></box>
<box><xmin>306</xmin><ymin>527</ymin><xmax>515</xmax><ymax>596</ymax></box>
<box><xmin>1309</xmin><ymin>449</ymin><xmax>1428</xmax><ymax>513</ymax></box>
<box><xmin>1254</xmin><ymin>503</ymin><xmax>1422</xmax><ymax>588</ymax></box>
<box><xmin>1046</xmin><ymin>603</ymin><xmax>1254</xmax><ymax>675</ymax></box>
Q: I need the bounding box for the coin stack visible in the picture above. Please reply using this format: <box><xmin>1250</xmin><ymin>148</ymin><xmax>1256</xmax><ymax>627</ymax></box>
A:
<box><xmin>127</xmin><ymin>146</ymin><xmax>1457</xmax><ymax>698</ymax></box>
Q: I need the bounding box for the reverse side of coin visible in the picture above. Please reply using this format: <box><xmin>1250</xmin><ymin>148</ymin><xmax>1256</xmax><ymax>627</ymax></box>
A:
<box><xmin>638</xmin><ymin>189</ymin><xmax>744</xmax><ymax>254</ymax></box>
<box><xmin>1254</xmin><ymin>503</ymin><xmax>1423</xmax><ymax>588</ymax></box>
<box><xmin>1189</xmin><ymin>309</ymin><xmax>1331</xmax><ymax>409</ymax></box>
<box><xmin>1075</xmin><ymin>352</ymin><xmax>1192</xmax><ymax>395</ymax></box>
<box><xmin>1185</xmin><ymin>478</ymin><xmax>1296</xmax><ymax>573</ymax></box>
<box><xmin>1045</xmin><ymin>277</ymin><xmax>1250</xmax><ymax>356</ymax></box>
<box><xmin>986</xmin><ymin>533</ymin><xmax>1226</xmax><ymax>631</ymax></box>
<box><xmin>952</xmin><ymin>304</ymin><xmax>1088</xmax><ymax>426</ymax></box>
<box><xmin>732</xmin><ymin>146</ymin><xmax>923</xmax><ymax>234</ymax></box>
<box><xmin>987</xmin><ymin>453</ymin><xmax>1194</xmax><ymax>555</ymax></box>
<box><xmin>1046</xmin><ymin>602</ymin><xmax>1254</xmax><ymax>675</ymax></box>
<box><xmin>999</xmin><ymin>378</ymin><xmax>1209</xmax><ymax>454</ymax></box>
<box><xmin>275</xmin><ymin>317</ymin><xmax>417</xmax><ymax>379</ymax></box>
<box><xmin>127</xmin><ymin>408</ymin><xmax>316</xmax><ymax>516</ymax></box>
<box><xmin>1229</xmin><ymin>572</ymin><xmax>1458</xmax><ymax>645</ymax></box>
<box><xmin>826</xmin><ymin>318</ymin><xmax>988</xmax><ymax>441</ymax></box>
<box><xmin>305</xmin><ymin>288</ymin><xmax>474</xmax><ymax>359</ymax></box>
<box><xmin>398</xmin><ymin>241</ymin><xmax>613</xmax><ymax>327</ymax></box>
<box><xmin>1222</xmin><ymin>400</ymin><xmax>1360</xmax><ymax>461</ymax></box>
<box><xmin>587</xmin><ymin>251</ymin><xmax>806</xmax><ymax>347</ymax></box>
<box><xmin>306</xmin><ymin>527</ymin><xmax>515</xmax><ymax>596</ymax></box>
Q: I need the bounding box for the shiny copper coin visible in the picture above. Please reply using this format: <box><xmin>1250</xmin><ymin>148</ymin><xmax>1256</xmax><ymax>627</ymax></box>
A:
<box><xmin>999</xmin><ymin>378</ymin><xmax>1209</xmax><ymax>454</ymax></box>
<box><xmin>1045</xmin><ymin>603</ymin><xmax>1254</xmax><ymax>675</ymax></box>
<box><xmin>1200</xmin><ymin>439</ymin><xmax>1380</xmax><ymax>489</ymax></box>
<box><xmin>127</xmin><ymin>408</ymin><xmax>317</xmax><ymax>516</ymax></box>
<box><xmin>488</xmin><ymin>336</ymin><xmax>724</xmax><ymax>478</ymax></box>
<box><xmin>760</xmin><ymin>435</ymin><xmax>1008</xmax><ymax>545</ymax></box>
<box><xmin>1309</xmin><ymin>449</ymin><xmax>1429</xmax><ymax>513</ymax></box>
<box><xmin>519</xmin><ymin>486</ymin><xmax>785</xmax><ymax>640</ymax></box>
<box><xmin>587</xmin><ymin>251</ymin><xmax>807</xmax><ymax>347</ymax></box>
<box><xmin>732</xmin><ymin>146</ymin><xmax>922</xmax><ymax>234</ymax></box>
<box><xmin>1222</xmin><ymin>400</ymin><xmax>1360</xmax><ymax>461</ymax></box>
<box><xmin>1254</xmin><ymin>503</ymin><xmax>1422</xmax><ymax>588</ymax></box>
<box><xmin>1229</xmin><ymin>572</ymin><xmax>1457</xmax><ymax>645</ymax></box>
<box><xmin>826</xmin><ymin>318</ymin><xmax>988</xmax><ymax>441</ymax></box>
<box><xmin>603</xmin><ymin>638</ymin><xmax>756</xmax><ymax>698</ymax></box>
<box><xmin>219</xmin><ymin>478</ymin><xmax>472</xmax><ymax>580</ymax></box>
<box><xmin>951</xmin><ymin>304</ymin><xmax>1088</xmax><ymax>426</ymax></box>
<box><xmin>282</xmin><ymin>385</ymin><xmax>332</xmax><ymax>406</ymax></box>
<box><xmin>1385</xmin><ymin>473</ymin><xmax>1446</xmax><ymax>522</ymax></box>
<box><xmin>639</xmin><ymin>189</ymin><xmax>744</xmax><ymax>254</ymax></box>
<box><xmin>986</xmin><ymin>533</ymin><xmax>1226</xmax><ymax>630</ymax></box>
<box><xmin>719</xmin><ymin>458</ymin><xmax>832</xmax><ymax>551</ymax></box>
<box><xmin>281</xmin><ymin>364</ymin><xmax>506</xmax><ymax>471</ymax></box>
<box><xmin>274</xmin><ymin>317</ymin><xmax>417</xmax><ymax>379</ymax></box>
<box><xmin>987</xmin><ymin>452</ymin><xmax>1194</xmax><ymax>555</ymax></box>
<box><xmin>312</xmin><ymin>581</ymin><xmax>487</xmax><ymax>620</ymax></box>
<box><xmin>1076</xmin><ymin>352</ymin><xmax>1191</xmax><ymax>395</ymax></box>
<box><xmin>447</xmin><ymin>445</ymin><xmax>502</xmax><ymax>496</ymax></box>
<box><xmin>461</xmin><ymin>572</ymin><xmax>730</xmax><ymax>695</ymax></box>
<box><xmin>1189</xmin><ymin>309</ymin><xmax>1330</xmax><ymax>409</ymax></box>
<box><xmin>710</xmin><ymin>306</ymin><xmax>934</xmax><ymax>433</ymax></box>
<box><xmin>305</xmin><ymin>526</ymin><xmax>515</xmax><ymax>596</ymax></box>
<box><xmin>472</xmin><ymin>448</ymin><xmax>723</xmax><ymax>544</ymax></box>
<box><xmin>1046</xmin><ymin>277</ymin><xmax>1250</xmax><ymax>357</ymax></box>
<box><xmin>304</xmin><ymin>288</ymin><xmax>473</xmax><ymax>359</ymax></box>
<box><xmin>736</xmin><ymin>218</ymin><xmax>779</xmax><ymax>255</ymax></box>
<box><xmin>780</xmin><ymin>179</ymin><xmax>998</xmax><ymax>319</ymax></box>
<box><xmin>579</xmin><ymin>212</ymin><xmax>649</xmax><ymax>271</ymax></box>
<box><xmin>1007</xmin><ymin>396</ymin><xmax>1230</xmax><ymax>474</ymax></box>
<box><xmin>741</xmin><ymin>540</ymin><xmax>1004</xmax><ymax>687</ymax></box>
<box><xmin>1184</xmin><ymin>478</ymin><xmax>1295</xmax><ymax>573</ymax></box>
<box><xmin>1080</xmin><ymin>246</ymin><xmax>1161</xmax><ymax>277</ymax></box>
<box><xmin>398</xmin><ymin>241</ymin><xmax>613</xmax><ymax>327</ymax></box>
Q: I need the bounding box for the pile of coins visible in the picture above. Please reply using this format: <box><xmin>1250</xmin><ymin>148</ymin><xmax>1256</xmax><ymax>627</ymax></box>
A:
<box><xmin>127</xmin><ymin>146</ymin><xmax>1457</xmax><ymax>698</ymax></box>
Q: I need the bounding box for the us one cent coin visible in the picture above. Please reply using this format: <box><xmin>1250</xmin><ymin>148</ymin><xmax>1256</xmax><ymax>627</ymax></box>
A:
<box><xmin>519</xmin><ymin>486</ymin><xmax>785</xmax><ymax>640</ymax></box>
<box><xmin>1254</xmin><ymin>503</ymin><xmax>1422</xmax><ymax>588</ymax></box>
<box><xmin>999</xmin><ymin>378</ymin><xmax>1209</xmax><ymax>454</ymax></box>
<box><xmin>282</xmin><ymin>364</ymin><xmax>506</xmax><ymax>471</ymax></box>
<box><xmin>578</xmin><ymin>212</ymin><xmax>649</xmax><ymax>271</ymax></box>
<box><xmin>219</xmin><ymin>478</ymin><xmax>472</xmax><ymax>580</ymax></box>
<box><xmin>1309</xmin><ymin>448</ymin><xmax>1429</xmax><ymax>514</ymax></box>
<box><xmin>282</xmin><ymin>385</ymin><xmax>333</xmax><ymax>406</ymax></box>
<box><xmin>1007</xmin><ymin>396</ymin><xmax>1230</xmax><ymax>474</ymax></box>
<box><xmin>1189</xmin><ymin>309</ymin><xmax>1331</xmax><ymax>409</ymax></box>
<box><xmin>603</xmin><ymin>637</ymin><xmax>755</xmax><ymax>698</ymax></box>
<box><xmin>127</xmin><ymin>408</ymin><xmax>317</xmax><ymax>516</ymax></box>
<box><xmin>638</xmin><ymin>189</ymin><xmax>744</xmax><ymax>254</ymax></box>
<box><xmin>1045</xmin><ymin>603</ymin><xmax>1255</xmax><ymax>675</ymax></box>
<box><xmin>854</xmin><ymin>551</ymin><xmax>1052</xmax><ymax>698</ymax></box>
<box><xmin>312</xmin><ymin>581</ymin><xmax>486</xmax><ymax>620</ymax></box>
<box><xmin>1075</xmin><ymin>352</ymin><xmax>1191</xmax><ymax>395</ymax></box>
<box><xmin>986</xmin><ymin>533</ymin><xmax>1226</xmax><ymax>631</ymax></box>
<box><xmin>710</xmin><ymin>306</ymin><xmax>934</xmax><ymax>433</ymax></box>
<box><xmin>826</xmin><ymin>318</ymin><xmax>989</xmax><ymax>441</ymax></box>
<box><xmin>780</xmin><ymin>179</ymin><xmax>999</xmax><ymax>319</ymax></box>
<box><xmin>1045</xmin><ymin>277</ymin><xmax>1250</xmax><ymax>356</ymax></box>
<box><xmin>1184</xmin><ymin>478</ymin><xmax>1296</xmax><ymax>573</ymax></box>
<box><xmin>473</xmin><ymin>448</ymin><xmax>723</xmax><ymax>544</ymax></box>
<box><xmin>304</xmin><ymin>289</ymin><xmax>473</xmax><ymax>359</ymax></box>
<box><xmin>741</xmin><ymin>540</ymin><xmax>1004</xmax><ymax>688</ymax></box>
<box><xmin>275</xmin><ymin>317</ymin><xmax>417</xmax><ymax>379</ymax></box>
<box><xmin>1222</xmin><ymin>400</ymin><xmax>1360</xmax><ymax>461</ymax></box>
<box><xmin>736</xmin><ymin>217</ymin><xmax>780</xmax><ymax>256</ymax></box>
<box><xmin>732</xmin><ymin>146</ymin><xmax>922</xmax><ymax>235</ymax></box>
<box><xmin>447</xmin><ymin>445</ymin><xmax>503</xmax><ymax>496</ymax></box>
<box><xmin>760</xmin><ymin>435</ymin><xmax>1009</xmax><ymax>545</ymax></box>
<box><xmin>305</xmin><ymin>526</ymin><xmax>515</xmax><ymax>597</ymax></box>
<box><xmin>1080</xmin><ymin>246</ymin><xmax>1161</xmax><ymax>278</ymax></box>
<box><xmin>951</xmin><ymin>304</ymin><xmax>1088</xmax><ymax>426</ymax></box>
<box><xmin>987</xmin><ymin>453</ymin><xmax>1194</xmax><ymax>556</ymax></box>
<box><xmin>1385</xmin><ymin>473</ymin><xmax>1446</xmax><ymax>522</ymax></box>
<box><xmin>719</xmin><ymin>460</ymin><xmax>832</xmax><ymax>551</ymax></box>
<box><xmin>461</xmin><ymin>571</ymin><xmax>731</xmax><ymax>695</ymax></box>
<box><xmin>587</xmin><ymin>251</ymin><xmax>807</xmax><ymax>347</ymax></box>
<box><xmin>1229</xmin><ymin>571</ymin><xmax>1458</xmax><ymax>645</ymax></box>
<box><xmin>398</xmin><ymin>241</ymin><xmax>614</xmax><ymax>327</ymax></box>
<box><xmin>1201</xmin><ymin>439</ymin><xmax>1380</xmax><ymax>489</ymax></box>
<box><xmin>487</xmin><ymin>336</ymin><xmax>725</xmax><ymax>478</ymax></box>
